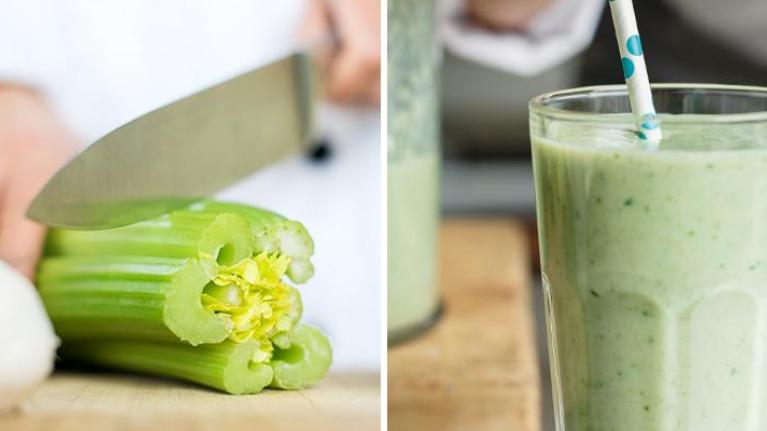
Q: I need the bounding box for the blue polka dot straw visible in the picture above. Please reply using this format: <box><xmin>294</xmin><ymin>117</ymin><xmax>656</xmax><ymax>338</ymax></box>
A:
<box><xmin>608</xmin><ymin>0</ymin><xmax>662</xmax><ymax>147</ymax></box>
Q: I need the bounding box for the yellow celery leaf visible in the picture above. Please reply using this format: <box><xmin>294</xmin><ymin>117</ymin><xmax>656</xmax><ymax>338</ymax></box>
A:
<box><xmin>200</xmin><ymin>293</ymin><xmax>238</xmax><ymax>312</ymax></box>
<box><xmin>242</xmin><ymin>263</ymin><xmax>260</xmax><ymax>284</ymax></box>
<box><xmin>198</xmin><ymin>251</ymin><xmax>298</xmax><ymax>363</ymax></box>
<box><xmin>227</xmin><ymin>259</ymin><xmax>261</xmax><ymax>285</ymax></box>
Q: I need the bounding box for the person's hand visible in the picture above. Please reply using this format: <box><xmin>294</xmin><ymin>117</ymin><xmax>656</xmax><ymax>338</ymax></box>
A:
<box><xmin>466</xmin><ymin>0</ymin><xmax>553</xmax><ymax>31</ymax></box>
<box><xmin>0</xmin><ymin>86</ymin><xmax>76</xmax><ymax>279</ymax></box>
<box><xmin>300</xmin><ymin>0</ymin><xmax>380</xmax><ymax>106</ymax></box>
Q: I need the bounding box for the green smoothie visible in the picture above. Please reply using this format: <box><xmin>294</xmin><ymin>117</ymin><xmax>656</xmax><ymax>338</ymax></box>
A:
<box><xmin>388</xmin><ymin>153</ymin><xmax>440</xmax><ymax>333</ymax></box>
<box><xmin>533</xmin><ymin>113</ymin><xmax>767</xmax><ymax>430</ymax></box>
<box><xmin>387</xmin><ymin>0</ymin><xmax>440</xmax><ymax>338</ymax></box>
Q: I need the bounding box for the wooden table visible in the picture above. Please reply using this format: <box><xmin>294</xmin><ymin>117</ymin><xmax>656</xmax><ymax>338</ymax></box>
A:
<box><xmin>389</xmin><ymin>219</ymin><xmax>539</xmax><ymax>431</ymax></box>
<box><xmin>1</xmin><ymin>371</ymin><xmax>379</xmax><ymax>431</ymax></box>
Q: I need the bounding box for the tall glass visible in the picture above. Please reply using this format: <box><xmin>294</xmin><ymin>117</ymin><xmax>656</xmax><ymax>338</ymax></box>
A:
<box><xmin>387</xmin><ymin>0</ymin><xmax>441</xmax><ymax>341</ymax></box>
<box><xmin>530</xmin><ymin>85</ymin><xmax>767</xmax><ymax>430</ymax></box>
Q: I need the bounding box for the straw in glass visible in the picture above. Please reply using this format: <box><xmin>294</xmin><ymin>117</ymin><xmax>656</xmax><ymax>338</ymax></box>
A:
<box><xmin>608</xmin><ymin>0</ymin><xmax>662</xmax><ymax>147</ymax></box>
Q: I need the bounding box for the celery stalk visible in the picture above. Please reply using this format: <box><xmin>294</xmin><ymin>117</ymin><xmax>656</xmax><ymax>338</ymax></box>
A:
<box><xmin>46</xmin><ymin>212</ymin><xmax>256</xmax><ymax>266</ymax></box>
<box><xmin>185</xmin><ymin>201</ymin><xmax>315</xmax><ymax>283</ymax></box>
<box><xmin>38</xmin><ymin>201</ymin><xmax>313</xmax><ymax>348</ymax></box>
<box><xmin>37</xmin><ymin>200</ymin><xmax>330</xmax><ymax>393</ymax></box>
<box><xmin>46</xmin><ymin>201</ymin><xmax>314</xmax><ymax>284</ymax></box>
<box><xmin>269</xmin><ymin>324</ymin><xmax>333</xmax><ymax>390</ymax></box>
<box><xmin>58</xmin><ymin>325</ymin><xmax>333</xmax><ymax>394</ymax></box>
<box><xmin>60</xmin><ymin>339</ymin><xmax>274</xmax><ymax>394</ymax></box>
<box><xmin>39</xmin><ymin>255</ymin><xmax>231</xmax><ymax>345</ymax></box>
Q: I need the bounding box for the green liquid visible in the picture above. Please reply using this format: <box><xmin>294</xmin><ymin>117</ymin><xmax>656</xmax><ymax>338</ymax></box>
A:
<box><xmin>388</xmin><ymin>153</ymin><xmax>439</xmax><ymax>333</ymax></box>
<box><xmin>387</xmin><ymin>0</ymin><xmax>440</xmax><ymax>336</ymax></box>
<box><xmin>533</xmin><ymin>116</ymin><xmax>767</xmax><ymax>430</ymax></box>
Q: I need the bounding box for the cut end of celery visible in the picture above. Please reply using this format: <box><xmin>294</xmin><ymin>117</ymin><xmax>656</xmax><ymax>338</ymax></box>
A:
<box><xmin>285</xmin><ymin>287</ymin><xmax>304</xmax><ymax>329</ymax></box>
<box><xmin>164</xmin><ymin>210</ymin><xmax>311</xmax><ymax>350</ymax></box>
<box><xmin>181</xmin><ymin>201</ymin><xmax>315</xmax><ymax>284</ymax></box>
<box><xmin>40</xmin><ymin>199</ymin><xmax>325</xmax><ymax>395</ymax></box>
<box><xmin>197</xmin><ymin>213</ymin><xmax>255</xmax><ymax>266</ymax></box>
<box><xmin>164</xmin><ymin>260</ymin><xmax>231</xmax><ymax>346</ymax></box>
<box><xmin>222</xmin><ymin>340</ymin><xmax>275</xmax><ymax>394</ymax></box>
<box><xmin>287</xmin><ymin>259</ymin><xmax>315</xmax><ymax>285</ymax></box>
<box><xmin>255</xmin><ymin>220</ymin><xmax>315</xmax><ymax>284</ymax></box>
<box><xmin>269</xmin><ymin>324</ymin><xmax>332</xmax><ymax>390</ymax></box>
<box><xmin>200</xmin><ymin>252</ymin><xmax>300</xmax><ymax>361</ymax></box>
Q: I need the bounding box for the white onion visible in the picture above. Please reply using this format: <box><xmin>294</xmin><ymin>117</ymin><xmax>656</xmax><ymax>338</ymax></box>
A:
<box><xmin>0</xmin><ymin>260</ymin><xmax>58</xmax><ymax>413</ymax></box>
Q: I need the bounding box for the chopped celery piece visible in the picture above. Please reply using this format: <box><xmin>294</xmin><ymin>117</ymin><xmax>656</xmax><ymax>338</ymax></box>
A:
<box><xmin>38</xmin><ymin>200</ymin><xmax>330</xmax><ymax>393</ymax></box>
<box><xmin>39</xmin><ymin>201</ymin><xmax>312</xmax><ymax>348</ymax></box>
<box><xmin>39</xmin><ymin>255</ymin><xmax>229</xmax><ymax>345</ymax></box>
<box><xmin>186</xmin><ymin>201</ymin><xmax>315</xmax><ymax>283</ymax></box>
<box><xmin>59</xmin><ymin>325</ymin><xmax>332</xmax><ymax>394</ymax></box>
<box><xmin>269</xmin><ymin>324</ymin><xmax>333</xmax><ymax>390</ymax></box>
<box><xmin>61</xmin><ymin>339</ymin><xmax>274</xmax><ymax>394</ymax></box>
<box><xmin>45</xmin><ymin>200</ymin><xmax>315</xmax><ymax>284</ymax></box>
<box><xmin>46</xmin><ymin>212</ymin><xmax>256</xmax><ymax>266</ymax></box>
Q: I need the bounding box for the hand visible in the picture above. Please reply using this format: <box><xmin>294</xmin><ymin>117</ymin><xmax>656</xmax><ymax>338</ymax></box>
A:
<box><xmin>300</xmin><ymin>0</ymin><xmax>380</xmax><ymax>106</ymax></box>
<box><xmin>0</xmin><ymin>86</ymin><xmax>76</xmax><ymax>279</ymax></box>
<box><xmin>466</xmin><ymin>0</ymin><xmax>553</xmax><ymax>31</ymax></box>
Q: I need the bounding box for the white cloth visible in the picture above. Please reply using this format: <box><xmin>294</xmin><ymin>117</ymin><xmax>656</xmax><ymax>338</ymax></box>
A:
<box><xmin>0</xmin><ymin>0</ymin><xmax>380</xmax><ymax>370</ymax></box>
<box><xmin>440</xmin><ymin>0</ymin><xmax>605</xmax><ymax>76</ymax></box>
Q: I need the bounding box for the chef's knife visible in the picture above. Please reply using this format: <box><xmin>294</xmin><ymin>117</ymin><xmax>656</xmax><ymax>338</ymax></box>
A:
<box><xmin>27</xmin><ymin>51</ymin><xmax>318</xmax><ymax>229</ymax></box>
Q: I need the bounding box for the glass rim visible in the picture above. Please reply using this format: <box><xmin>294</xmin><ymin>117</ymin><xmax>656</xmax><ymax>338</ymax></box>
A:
<box><xmin>529</xmin><ymin>83</ymin><xmax>767</xmax><ymax>125</ymax></box>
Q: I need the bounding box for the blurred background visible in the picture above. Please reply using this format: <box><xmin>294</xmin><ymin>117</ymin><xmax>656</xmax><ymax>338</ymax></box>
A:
<box><xmin>440</xmin><ymin>0</ymin><xmax>767</xmax><ymax>216</ymax></box>
<box><xmin>0</xmin><ymin>0</ymin><xmax>380</xmax><ymax>371</ymax></box>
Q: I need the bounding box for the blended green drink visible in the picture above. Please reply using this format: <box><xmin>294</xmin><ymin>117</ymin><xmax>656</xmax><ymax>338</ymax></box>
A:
<box><xmin>531</xmin><ymin>85</ymin><xmax>767</xmax><ymax>430</ymax></box>
<box><xmin>387</xmin><ymin>0</ymin><xmax>441</xmax><ymax>340</ymax></box>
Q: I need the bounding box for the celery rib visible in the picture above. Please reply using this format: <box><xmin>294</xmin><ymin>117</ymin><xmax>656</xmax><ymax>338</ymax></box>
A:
<box><xmin>39</xmin><ymin>201</ymin><xmax>316</xmax><ymax>347</ymax></box>
<box><xmin>39</xmin><ymin>255</ymin><xmax>230</xmax><ymax>345</ymax></box>
<box><xmin>61</xmin><ymin>340</ymin><xmax>274</xmax><ymax>394</ymax></box>
<box><xmin>57</xmin><ymin>324</ymin><xmax>333</xmax><ymax>394</ymax></box>
<box><xmin>37</xmin><ymin>200</ymin><xmax>328</xmax><ymax>393</ymax></box>
<box><xmin>186</xmin><ymin>201</ymin><xmax>315</xmax><ymax>283</ymax></box>
<box><xmin>46</xmin><ymin>202</ymin><xmax>316</xmax><ymax>283</ymax></box>
<box><xmin>45</xmin><ymin>212</ymin><xmax>256</xmax><ymax>266</ymax></box>
<box><xmin>269</xmin><ymin>324</ymin><xmax>333</xmax><ymax>390</ymax></box>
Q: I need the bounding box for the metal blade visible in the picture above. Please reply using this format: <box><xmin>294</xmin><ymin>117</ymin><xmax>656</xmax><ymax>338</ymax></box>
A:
<box><xmin>27</xmin><ymin>52</ymin><xmax>317</xmax><ymax>229</ymax></box>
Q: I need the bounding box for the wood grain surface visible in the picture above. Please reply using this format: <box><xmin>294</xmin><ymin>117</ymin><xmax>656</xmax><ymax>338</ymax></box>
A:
<box><xmin>1</xmin><ymin>371</ymin><xmax>379</xmax><ymax>431</ymax></box>
<box><xmin>388</xmin><ymin>219</ymin><xmax>540</xmax><ymax>431</ymax></box>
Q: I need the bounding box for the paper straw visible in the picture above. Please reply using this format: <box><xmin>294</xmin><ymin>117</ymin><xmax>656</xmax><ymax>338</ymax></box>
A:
<box><xmin>608</xmin><ymin>0</ymin><xmax>662</xmax><ymax>147</ymax></box>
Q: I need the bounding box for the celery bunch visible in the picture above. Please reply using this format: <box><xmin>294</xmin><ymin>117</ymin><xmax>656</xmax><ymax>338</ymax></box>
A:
<box><xmin>38</xmin><ymin>201</ymin><xmax>332</xmax><ymax>394</ymax></box>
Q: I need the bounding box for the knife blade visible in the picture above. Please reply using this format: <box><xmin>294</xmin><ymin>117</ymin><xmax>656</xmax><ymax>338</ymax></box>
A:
<box><xmin>27</xmin><ymin>51</ymin><xmax>318</xmax><ymax>229</ymax></box>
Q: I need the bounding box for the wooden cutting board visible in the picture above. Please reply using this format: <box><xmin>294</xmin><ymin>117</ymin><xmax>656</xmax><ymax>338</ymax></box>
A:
<box><xmin>1</xmin><ymin>371</ymin><xmax>379</xmax><ymax>431</ymax></box>
<box><xmin>389</xmin><ymin>219</ymin><xmax>540</xmax><ymax>431</ymax></box>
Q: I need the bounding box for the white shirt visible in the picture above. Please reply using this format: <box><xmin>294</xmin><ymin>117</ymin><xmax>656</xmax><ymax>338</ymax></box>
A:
<box><xmin>440</xmin><ymin>0</ymin><xmax>605</xmax><ymax>76</ymax></box>
<box><xmin>441</xmin><ymin>0</ymin><xmax>767</xmax><ymax>76</ymax></box>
